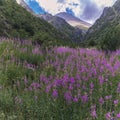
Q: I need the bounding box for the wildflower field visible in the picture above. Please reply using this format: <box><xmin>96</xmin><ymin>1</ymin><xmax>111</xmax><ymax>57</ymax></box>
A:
<box><xmin>0</xmin><ymin>38</ymin><xmax>120</xmax><ymax>120</ymax></box>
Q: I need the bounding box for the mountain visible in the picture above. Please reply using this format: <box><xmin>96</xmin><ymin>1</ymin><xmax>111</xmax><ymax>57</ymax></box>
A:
<box><xmin>38</xmin><ymin>14</ymin><xmax>83</xmax><ymax>43</ymax></box>
<box><xmin>0</xmin><ymin>0</ymin><xmax>72</xmax><ymax>47</ymax></box>
<box><xmin>15</xmin><ymin>0</ymin><xmax>84</xmax><ymax>43</ymax></box>
<box><xmin>56</xmin><ymin>12</ymin><xmax>91</xmax><ymax>31</ymax></box>
<box><xmin>85</xmin><ymin>0</ymin><xmax>120</xmax><ymax>50</ymax></box>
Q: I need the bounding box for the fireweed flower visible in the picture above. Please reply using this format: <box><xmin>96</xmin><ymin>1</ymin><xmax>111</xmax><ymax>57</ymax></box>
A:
<box><xmin>69</xmin><ymin>77</ymin><xmax>75</xmax><ymax>84</ymax></box>
<box><xmin>106</xmin><ymin>112</ymin><xmax>111</xmax><ymax>120</ymax></box>
<box><xmin>90</xmin><ymin>105</ymin><xmax>97</xmax><ymax>118</ymax></box>
<box><xmin>99</xmin><ymin>76</ymin><xmax>104</xmax><ymax>86</ymax></box>
<box><xmin>73</xmin><ymin>97</ymin><xmax>79</xmax><ymax>102</ymax></box>
<box><xmin>69</xmin><ymin>84</ymin><xmax>74</xmax><ymax>90</ymax></box>
<box><xmin>91</xmin><ymin>110</ymin><xmax>97</xmax><ymax>119</ymax></box>
<box><xmin>52</xmin><ymin>89</ymin><xmax>58</xmax><ymax>98</ymax></box>
<box><xmin>99</xmin><ymin>97</ymin><xmax>104</xmax><ymax>105</ymax></box>
<box><xmin>30</xmin><ymin>82</ymin><xmax>41</xmax><ymax>90</ymax></box>
<box><xmin>64</xmin><ymin>91</ymin><xmax>72</xmax><ymax>103</ymax></box>
<box><xmin>114</xmin><ymin>99</ymin><xmax>119</xmax><ymax>106</ymax></box>
<box><xmin>54</xmin><ymin>79</ymin><xmax>62</xmax><ymax>87</ymax></box>
<box><xmin>81</xmin><ymin>94</ymin><xmax>88</xmax><ymax>103</ymax></box>
<box><xmin>90</xmin><ymin>82</ymin><xmax>94</xmax><ymax>89</ymax></box>
<box><xmin>45</xmin><ymin>85</ymin><xmax>51</xmax><ymax>93</ymax></box>
<box><xmin>116</xmin><ymin>113</ymin><xmax>120</xmax><ymax>119</ymax></box>
<box><xmin>105</xmin><ymin>95</ymin><xmax>112</xmax><ymax>100</ymax></box>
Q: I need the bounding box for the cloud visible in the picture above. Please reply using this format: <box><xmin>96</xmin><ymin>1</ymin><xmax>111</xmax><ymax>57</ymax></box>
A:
<box><xmin>78</xmin><ymin>0</ymin><xmax>116</xmax><ymax>23</ymax></box>
<box><xmin>25</xmin><ymin>0</ymin><xmax>117</xmax><ymax>24</ymax></box>
<box><xmin>78</xmin><ymin>0</ymin><xmax>101</xmax><ymax>23</ymax></box>
<box><xmin>57</xmin><ymin>0</ymin><xmax>65</xmax><ymax>3</ymax></box>
<box><xmin>35</xmin><ymin>0</ymin><xmax>82</xmax><ymax>15</ymax></box>
<box><xmin>94</xmin><ymin>0</ymin><xmax>116</xmax><ymax>7</ymax></box>
<box><xmin>80</xmin><ymin>1</ymin><xmax>101</xmax><ymax>23</ymax></box>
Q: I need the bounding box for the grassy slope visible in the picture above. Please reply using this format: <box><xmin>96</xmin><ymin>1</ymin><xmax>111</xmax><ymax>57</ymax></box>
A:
<box><xmin>0</xmin><ymin>0</ymin><xmax>72</xmax><ymax>47</ymax></box>
<box><xmin>84</xmin><ymin>1</ymin><xmax>120</xmax><ymax>50</ymax></box>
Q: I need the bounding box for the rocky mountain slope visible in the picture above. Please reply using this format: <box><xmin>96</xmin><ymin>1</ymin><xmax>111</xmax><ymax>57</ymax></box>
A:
<box><xmin>39</xmin><ymin>14</ymin><xmax>83</xmax><ymax>43</ymax></box>
<box><xmin>0</xmin><ymin>0</ymin><xmax>72</xmax><ymax>47</ymax></box>
<box><xmin>56</xmin><ymin>12</ymin><xmax>91</xmax><ymax>31</ymax></box>
<box><xmin>85</xmin><ymin>0</ymin><xmax>120</xmax><ymax>50</ymax></box>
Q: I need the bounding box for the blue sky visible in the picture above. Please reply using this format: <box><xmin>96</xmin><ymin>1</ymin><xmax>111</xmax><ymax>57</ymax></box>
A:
<box><xmin>24</xmin><ymin>0</ymin><xmax>117</xmax><ymax>24</ymax></box>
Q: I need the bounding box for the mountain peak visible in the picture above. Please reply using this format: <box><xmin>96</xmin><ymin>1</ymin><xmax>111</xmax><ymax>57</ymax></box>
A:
<box><xmin>85</xmin><ymin>0</ymin><xmax>120</xmax><ymax>50</ymax></box>
<box><xmin>113</xmin><ymin>0</ymin><xmax>120</xmax><ymax>13</ymax></box>
<box><xmin>56</xmin><ymin>12</ymin><xmax>83</xmax><ymax>22</ymax></box>
<box><xmin>113</xmin><ymin>0</ymin><xmax>120</xmax><ymax>6</ymax></box>
<box><xmin>56</xmin><ymin>12</ymin><xmax>91</xmax><ymax>30</ymax></box>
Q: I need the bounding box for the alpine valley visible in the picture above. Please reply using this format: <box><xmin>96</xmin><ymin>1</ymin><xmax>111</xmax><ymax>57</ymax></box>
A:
<box><xmin>16</xmin><ymin>0</ymin><xmax>91</xmax><ymax>43</ymax></box>
<box><xmin>1</xmin><ymin>0</ymin><xmax>120</xmax><ymax>120</ymax></box>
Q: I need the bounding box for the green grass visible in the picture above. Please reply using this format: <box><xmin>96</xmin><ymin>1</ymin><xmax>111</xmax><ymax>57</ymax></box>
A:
<box><xmin>0</xmin><ymin>39</ymin><xmax>120</xmax><ymax>119</ymax></box>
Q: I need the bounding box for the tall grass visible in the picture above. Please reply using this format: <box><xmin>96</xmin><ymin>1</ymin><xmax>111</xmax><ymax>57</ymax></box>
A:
<box><xmin>0</xmin><ymin>38</ymin><xmax>120</xmax><ymax>119</ymax></box>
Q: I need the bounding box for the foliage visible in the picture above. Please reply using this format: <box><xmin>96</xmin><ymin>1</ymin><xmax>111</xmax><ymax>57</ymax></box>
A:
<box><xmin>84</xmin><ymin>2</ymin><xmax>120</xmax><ymax>51</ymax></box>
<box><xmin>0</xmin><ymin>38</ymin><xmax>120</xmax><ymax>119</ymax></box>
<box><xmin>0</xmin><ymin>0</ymin><xmax>72</xmax><ymax>47</ymax></box>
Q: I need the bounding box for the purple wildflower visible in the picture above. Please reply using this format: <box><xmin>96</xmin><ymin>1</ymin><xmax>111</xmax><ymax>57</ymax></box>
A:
<box><xmin>116</xmin><ymin>113</ymin><xmax>120</xmax><ymax>118</ymax></box>
<box><xmin>69</xmin><ymin>77</ymin><xmax>75</xmax><ymax>84</ymax></box>
<box><xmin>45</xmin><ymin>85</ymin><xmax>51</xmax><ymax>93</ymax></box>
<box><xmin>99</xmin><ymin>76</ymin><xmax>104</xmax><ymax>86</ymax></box>
<box><xmin>52</xmin><ymin>89</ymin><xmax>58</xmax><ymax>98</ymax></box>
<box><xmin>81</xmin><ymin>94</ymin><xmax>88</xmax><ymax>103</ymax></box>
<box><xmin>90</xmin><ymin>82</ymin><xmax>94</xmax><ymax>89</ymax></box>
<box><xmin>105</xmin><ymin>95</ymin><xmax>112</xmax><ymax>100</ymax></box>
<box><xmin>106</xmin><ymin>112</ymin><xmax>111</xmax><ymax>120</ymax></box>
<box><xmin>30</xmin><ymin>82</ymin><xmax>41</xmax><ymax>90</ymax></box>
<box><xmin>90</xmin><ymin>105</ymin><xmax>97</xmax><ymax>118</ymax></box>
<box><xmin>114</xmin><ymin>99</ymin><xmax>119</xmax><ymax>106</ymax></box>
<box><xmin>64</xmin><ymin>91</ymin><xmax>72</xmax><ymax>103</ymax></box>
<box><xmin>99</xmin><ymin>97</ymin><xmax>104</xmax><ymax>105</ymax></box>
<box><xmin>73</xmin><ymin>97</ymin><xmax>79</xmax><ymax>102</ymax></box>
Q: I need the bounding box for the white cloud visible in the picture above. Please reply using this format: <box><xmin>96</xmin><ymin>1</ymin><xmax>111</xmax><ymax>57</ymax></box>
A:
<box><xmin>35</xmin><ymin>0</ymin><xmax>82</xmax><ymax>15</ymax></box>
<box><xmin>28</xmin><ymin>0</ymin><xmax>117</xmax><ymax>23</ymax></box>
<box><xmin>93</xmin><ymin>0</ymin><xmax>116</xmax><ymax>7</ymax></box>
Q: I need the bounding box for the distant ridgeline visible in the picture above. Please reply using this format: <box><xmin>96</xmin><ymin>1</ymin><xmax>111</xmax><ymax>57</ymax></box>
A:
<box><xmin>84</xmin><ymin>0</ymin><xmax>120</xmax><ymax>51</ymax></box>
<box><xmin>0</xmin><ymin>0</ymin><xmax>74</xmax><ymax>47</ymax></box>
<box><xmin>1</xmin><ymin>0</ymin><xmax>120</xmax><ymax>50</ymax></box>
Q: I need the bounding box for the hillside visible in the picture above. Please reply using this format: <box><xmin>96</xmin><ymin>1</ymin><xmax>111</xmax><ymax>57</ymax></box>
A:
<box><xmin>39</xmin><ymin>14</ymin><xmax>83</xmax><ymax>43</ymax></box>
<box><xmin>0</xmin><ymin>0</ymin><xmax>72</xmax><ymax>46</ymax></box>
<box><xmin>85</xmin><ymin>0</ymin><xmax>120</xmax><ymax>50</ymax></box>
<box><xmin>16</xmin><ymin>0</ymin><xmax>35</xmax><ymax>14</ymax></box>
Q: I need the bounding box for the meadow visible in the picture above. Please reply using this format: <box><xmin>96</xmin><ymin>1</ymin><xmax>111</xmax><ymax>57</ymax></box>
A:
<box><xmin>0</xmin><ymin>38</ymin><xmax>120</xmax><ymax>120</ymax></box>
